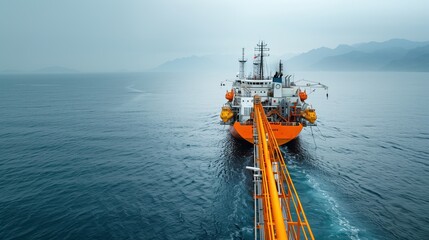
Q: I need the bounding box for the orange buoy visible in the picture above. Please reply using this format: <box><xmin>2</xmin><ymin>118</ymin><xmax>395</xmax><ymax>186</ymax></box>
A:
<box><xmin>225</xmin><ymin>89</ymin><xmax>234</xmax><ymax>102</ymax></box>
<box><xmin>299</xmin><ymin>90</ymin><xmax>307</xmax><ymax>101</ymax></box>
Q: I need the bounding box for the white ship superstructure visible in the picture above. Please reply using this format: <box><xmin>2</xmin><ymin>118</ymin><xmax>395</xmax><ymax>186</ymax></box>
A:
<box><xmin>220</xmin><ymin>41</ymin><xmax>327</xmax><ymax>145</ymax></box>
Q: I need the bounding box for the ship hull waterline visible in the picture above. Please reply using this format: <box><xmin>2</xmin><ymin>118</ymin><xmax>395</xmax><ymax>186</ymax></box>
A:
<box><xmin>230</xmin><ymin>122</ymin><xmax>303</xmax><ymax>146</ymax></box>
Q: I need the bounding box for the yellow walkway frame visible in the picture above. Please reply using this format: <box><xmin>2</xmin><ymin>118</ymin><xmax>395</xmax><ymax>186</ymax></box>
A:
<box><xmin>252</xmin><ymin>95</ymin><xmax>315</xmax><ymax>240</ymax></box>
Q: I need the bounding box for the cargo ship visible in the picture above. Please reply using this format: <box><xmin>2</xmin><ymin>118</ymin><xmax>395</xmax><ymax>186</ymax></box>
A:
<box><xmin>220</xmin><ymin>42</ymin><xmax>327</xmax><ymax>145</ymax></box>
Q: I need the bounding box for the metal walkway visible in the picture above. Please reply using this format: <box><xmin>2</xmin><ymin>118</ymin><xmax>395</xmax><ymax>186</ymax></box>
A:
<box><xmin>250</xmin><ymin>96</ymin><xmax>314</xmax><ymax>240</ymax></box>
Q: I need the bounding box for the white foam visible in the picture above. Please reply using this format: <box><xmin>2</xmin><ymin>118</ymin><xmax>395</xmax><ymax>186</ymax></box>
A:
<box><xmin>305</xmin><ymin>171</ymin><xmax>362</xmax><ymax>239</ymax></box>
<box><xmin>126</xmin><ymin>85</ymin><xmax>144</xmax><ymax>93</ymax></box>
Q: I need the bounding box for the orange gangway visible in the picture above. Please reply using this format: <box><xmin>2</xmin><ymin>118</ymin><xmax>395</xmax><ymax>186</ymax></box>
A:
<box><xmin>251</xmin><ymin>95</ymin><xmax>314</xmax><ymax>240</ymax></box>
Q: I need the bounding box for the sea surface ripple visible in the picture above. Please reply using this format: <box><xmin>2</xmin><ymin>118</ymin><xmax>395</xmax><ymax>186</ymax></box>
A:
<box><xmin>0</xmin><ymin>72</ymin><xmax>428</xmax><ymax>239</ymax></box>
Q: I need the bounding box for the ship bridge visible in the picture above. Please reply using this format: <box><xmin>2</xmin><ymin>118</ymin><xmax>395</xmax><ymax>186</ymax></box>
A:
<box><xmin>249</xmin><ymin>95</ymin><xmax>314</xmax><ymax>240</ymax></box>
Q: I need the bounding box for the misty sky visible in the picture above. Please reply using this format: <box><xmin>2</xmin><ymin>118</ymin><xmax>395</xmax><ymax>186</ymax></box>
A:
<box><xmin>1</xmin><ymin>0</ymin><xmax>428</xmax><ymax>72</ymax></box>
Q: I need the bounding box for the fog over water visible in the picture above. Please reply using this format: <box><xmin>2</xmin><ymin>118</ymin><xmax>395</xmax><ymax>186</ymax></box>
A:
<box><xmin>1</xmin><ymin>0</ymin><xmax>429</xmax><ymax>72</ymax></box>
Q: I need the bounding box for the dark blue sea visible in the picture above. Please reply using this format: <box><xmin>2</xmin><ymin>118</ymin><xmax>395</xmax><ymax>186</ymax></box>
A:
<box><xmin>0</xmin><ymin>72</ymin><xmax>428</xmax><ymax>239</ymax></box>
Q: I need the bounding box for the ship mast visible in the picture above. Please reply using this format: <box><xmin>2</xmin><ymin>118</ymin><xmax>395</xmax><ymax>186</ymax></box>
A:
<box><xmin>255</xmin><ymin>41</ymin><xmax>270</xmax><ymax>79</ymax></box>
<box><xmin>238</xmin><ymin>48</ymin><xmax>247</xmax><ymax>79</ymax></box>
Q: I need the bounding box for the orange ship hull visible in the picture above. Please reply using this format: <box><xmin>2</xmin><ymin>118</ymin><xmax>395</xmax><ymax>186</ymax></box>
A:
<box><xmin>230</xmin><ymin>122</ymin><xmax>303</xmax><ymax>145</ymax></box>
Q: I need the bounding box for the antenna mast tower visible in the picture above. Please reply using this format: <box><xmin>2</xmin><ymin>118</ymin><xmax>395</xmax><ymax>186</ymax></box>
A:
<box><xmin>254</xmin><ymin>41</ymin><xmax>270</xmax><ymax>79</ymax></box>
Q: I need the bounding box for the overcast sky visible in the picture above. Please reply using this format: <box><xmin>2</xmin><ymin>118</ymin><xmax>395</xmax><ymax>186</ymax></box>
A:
<box><xmin>1</xmin><ymin>0</ymin><xmax>428</xmax><ymax>72</ymax></box>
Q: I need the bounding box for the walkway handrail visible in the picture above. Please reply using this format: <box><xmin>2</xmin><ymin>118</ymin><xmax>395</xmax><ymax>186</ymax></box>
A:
<box><xmin>253</xmin><ymin>95</ymin><xmax>315</xmax><ymax>240</ymax></box>
<box><xmin>255</xmin><ymin>104</ymin><xmax>287</xmax><ymax>240</ymax></box>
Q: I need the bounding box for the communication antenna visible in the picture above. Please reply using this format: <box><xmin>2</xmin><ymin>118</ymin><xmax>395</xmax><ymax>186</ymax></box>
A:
<box><xmin>238</xmin><ymin>48</ymin><xmax>247</xmax><ymax>79</ymax></box>
<box><xmin>254</xmin><ymin>41</ymin><xmax>270</xmax><ymax>79</ymax></box>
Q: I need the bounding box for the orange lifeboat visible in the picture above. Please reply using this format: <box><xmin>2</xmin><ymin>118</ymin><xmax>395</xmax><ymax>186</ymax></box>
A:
<box><xmin>225</xmin><ymin>89</ymin><xmax>234</xmax><ymax>102</ymax></box>
<box><xmin>299</xmin><ymin>90</ymin><xmax>307</xmax><ymax>101</ymax></box>
<box><xmin>302</xmin><ymin>109</ymin><xmax>317</xmax><ymax>124</ymax></box>
<box><xmin>220</xmin><ymin>106</ymin><xmax>234</xmax><ymax>123</ymax></box>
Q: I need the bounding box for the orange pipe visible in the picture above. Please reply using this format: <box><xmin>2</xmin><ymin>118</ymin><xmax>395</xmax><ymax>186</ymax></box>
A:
<box><xmin>255</xmin><ymin>105</ymin><xmax>287</xmax><ymax>240</ymax></box>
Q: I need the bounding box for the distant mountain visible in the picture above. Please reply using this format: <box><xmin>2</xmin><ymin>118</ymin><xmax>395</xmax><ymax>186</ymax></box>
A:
<box><xmin>286</xmin><ymin>44</ymin><xmax>355</xmax><ymax>70</ymax></box>
<box><xmin>352</xmin><ymin>38</ymin><xmax>429</xmax><ymax>52</ymax></box>
<box><xmin>150</xmin><ymin>39</ymin><xmax>429</xmax><ymax>73</ymax></box>
<box><xmin>310</xmin><ymin>47</ymin><xmax>409</xmax><ymax>71</ymax></box>
<box><xmin>152</xmin><ymin>56</ymin><xmax>212</xmax><ymax>72</ymax></box>
<box><xmin>286</xmin><ymin>39</ymin><xmax>429</xmax><ymax>72</ymax></box>
<box><xmin>382</xmin><ymin>45</ymin><xmax>429</xmax><ymax>72</ymax></box>
<box><xmin>152</xmin><ymin>54</ymin><xmax>290</xmax><ymax>74</ymax></box>
<box><xmin>151</xmin><ymin>55</ymin><xmax>238</xmax><ymax>73</ymax></box>
<box><xmin>34</xmin><ymin>66</ymin><xmax>79</xmax><ymax>73</ymax></box>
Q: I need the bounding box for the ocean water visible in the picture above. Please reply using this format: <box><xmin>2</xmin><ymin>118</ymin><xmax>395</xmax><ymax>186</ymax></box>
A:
<box><xmin>0</xmin><ymin>71</ymin><xmax>428</xmax><ymax>239</ymax></box>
